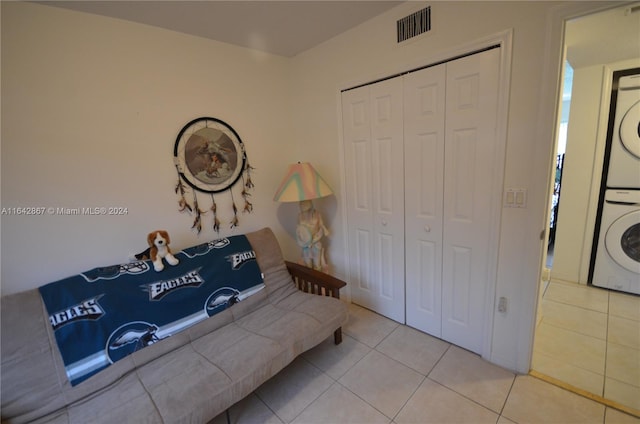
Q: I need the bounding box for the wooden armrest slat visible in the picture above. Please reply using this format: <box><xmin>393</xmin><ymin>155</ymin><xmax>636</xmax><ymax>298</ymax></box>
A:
<box><xmin>285</xmin><ymin>261</ymin><xmax>346</xmax><ymax>300</ymax></box>
<box><xmin>285</xmin><ymin>261</ymin><xmax>346</xmax><ymax>345</ymax></box>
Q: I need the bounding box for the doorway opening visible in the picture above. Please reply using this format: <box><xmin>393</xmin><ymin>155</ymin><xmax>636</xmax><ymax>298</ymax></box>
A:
<box><xmin>532</xmin><ymin>3</ymin><xmax>640</xmax><ymax>414</ymax></box>
<box><xmin>546</xmin><ymin>62</ymin><xmax>573</xmax><ymax>271</ymax></box>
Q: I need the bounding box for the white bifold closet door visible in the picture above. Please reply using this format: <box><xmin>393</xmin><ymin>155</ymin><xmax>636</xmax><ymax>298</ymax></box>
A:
<box><xmin>342</xmin><ymin>77</ymin><xmax>406</xmax><ymax>323</ymax></box>
<box><xmin>342</xmin><ymin>48</ymin><xmax>500</xmax><ymax>354</ymax></box>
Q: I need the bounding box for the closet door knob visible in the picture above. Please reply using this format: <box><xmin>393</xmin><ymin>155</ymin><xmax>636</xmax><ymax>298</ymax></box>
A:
<box><xmin>382</xmin><ymin>220</ymin><xmax>388</xmax><ymax>226</ymax></box>
<box><xmin>424</xmin><ymin>226</ymin><xmax>431</xmax><ymax>232</ymax></box>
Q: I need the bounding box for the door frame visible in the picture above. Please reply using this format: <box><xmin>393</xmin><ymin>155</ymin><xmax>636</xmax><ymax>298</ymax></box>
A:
<box><xmin>337</xmin><ymin>29</ymin><xmax>513</xmax><ymax>361</ymax></box>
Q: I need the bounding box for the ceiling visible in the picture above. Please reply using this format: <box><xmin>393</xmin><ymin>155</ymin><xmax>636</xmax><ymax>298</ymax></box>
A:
<box><xmin>39</xmin><ymin>1</ymin><xmax>403</xmax><ymax>57</ymax></box>
<box><xmin>565</xmin><ymin>3</ymin><xmax>640</xmax><ymax>69</ymax></box>
<box><xmin>30</xmin><ymin>2</ymin><xmax>640</xmax><ymax>62</ymax></box>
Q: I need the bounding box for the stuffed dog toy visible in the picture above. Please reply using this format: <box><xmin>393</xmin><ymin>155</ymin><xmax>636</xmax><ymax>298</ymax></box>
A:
<box><xmin>147</xmin><ymin>230</ymin><xmax>179</xmax><ymax>272</ymax></box>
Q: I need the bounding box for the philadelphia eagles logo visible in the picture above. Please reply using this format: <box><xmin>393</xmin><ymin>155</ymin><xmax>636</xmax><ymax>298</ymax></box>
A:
<box><xmin>181</xmin><ymin>238</ymin><xmax>230</xmax><ymax>258</ymax></box>
<box><xmin>205</xmin><ymin>288</ymin><xmax>241</xmax><ymax>316</ymax></box>
<box><xmin>106</xmin><ymin>321</ymin><xmax>166</xmax><ymax>363</ymax></box>
<box><xmin>204</xmin><ymin>284</ymin><xmax>266</xmax><ymax>317</ymax></box>
<box><xmin>81</xmin><ymin>261</ymin><xmax>149</xmax><ymax>282</ymax></box>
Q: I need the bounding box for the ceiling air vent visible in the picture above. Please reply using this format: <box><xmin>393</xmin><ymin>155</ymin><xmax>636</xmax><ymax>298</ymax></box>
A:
<box><xmin>397</xmin><ymin>6</ymin><xmax>431</xmax><ymax>43</ymax></box>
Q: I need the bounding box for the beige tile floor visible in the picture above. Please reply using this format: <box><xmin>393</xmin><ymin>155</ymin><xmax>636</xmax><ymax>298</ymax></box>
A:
<box><xmin>532</xmin><ymin>280</ymin><xmax>640</xmax><ymax>414</ymax></box>
<box><xmin>211</xmin><ymin>303</ymin><xmax>639</xmax><ymax>424</ymax></box>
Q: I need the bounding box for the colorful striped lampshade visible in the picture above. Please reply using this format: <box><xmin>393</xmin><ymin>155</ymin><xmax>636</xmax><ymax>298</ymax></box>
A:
<box><xmin>273</xmin><ymin>162</ymin><xmax>333</xmax><ymax>202</ymax></box>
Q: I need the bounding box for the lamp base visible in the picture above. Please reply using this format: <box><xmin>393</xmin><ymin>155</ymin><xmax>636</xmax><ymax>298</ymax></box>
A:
<box><xmin>295</xmin><ymin>200</ymin><xmax>329</xmax><ymax>273</ymax></box>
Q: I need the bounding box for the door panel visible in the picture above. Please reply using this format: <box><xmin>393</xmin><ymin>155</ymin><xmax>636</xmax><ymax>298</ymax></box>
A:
<box><xmin>404</xmin><ymin>64</ymin><xmax>446</xmax><ymax>336</ymax></box>
<box><xmin>450</xmin><ymin>128</ymin><xmax>477</xmax><ymax>222</ymax></box>
<box><xmin>442</xmin><ymin>48</ymin><xmax>500</xmax><ymax>354</ymax></box>
<box><xmin>416</xmin><ymin>240</ymin><xmax>438</xmax><ymax>319</ymax></box>
<box><xmin>353</xmin><ymin>140</ymin><xmax>371</xmax><ymax>211</ymax></box>
<box><xmin>378</xmin><ymin>233</ymin><xmax>395</xmax><ymax>299</ymax></box>
<box><xmin>450</xmin><ymin>245</ymin><xmax>472</xmax><ymax>324</ymax></box>
<box><xmin>355</xmin><ymin>229</ymin><xmax>372</xmax><ymax>291</ymax></box>
<box><xmin>376</xmin><ymin>137</ymin><xmax>394</xmax><ymax>212</ymax></box>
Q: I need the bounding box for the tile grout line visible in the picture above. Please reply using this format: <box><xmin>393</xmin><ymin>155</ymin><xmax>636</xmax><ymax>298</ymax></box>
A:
<box><xmin>287</xmin><ymin>377</ymin><xmax>335</xmax><ymax>424</ymax></box>
<box><xmin>252</xmin><ymin>390</ymin><xmax>284</xmax><ymax>424</ymax></box>
<box><xmin>343</xmin><ymin>326</ymin><xmax>413</xmax><ymax>421</ymax></box>
<box><xmin>531</xmin><ymin>349</ymin><xmax>606</xmax><ymax>381</ymax></box>
<box><xmin>497</xmin><ymin>373</ymin><xmax>518</xmax><ymax>421</ymax></box>
<box><xmin>345</xmin><ymin>314</ymin><xmax>453</xmax><ymax>422</ymax></box>
<box><xmin>253</xmin><ymin>355</ymin><xmax>338</xmax><ymax>424</ymax></box>
<box><xmin>410</xmin><ymin>340</ymin><xmax>515</xmax><ymax>421</ymax></box>
<box><xmin>542</xmin><ymin>295</ymin><xmax>609</xmax><ymax>315</ymax></box>
<box><xmin>402</xmin><ymin>344</ymin><xmax>511</xmax><ymax>420</ymax></box>
<box><xmin>425</xmin><ymin>343</ymin><xmax>452</xmax><ymax>378</ymax></box>
<box><xmin>535</xmin><ymin>283</ymin><xmax>610</xmax><ymax>388</ymax></box>
<box><xmin>422</xmin><ymin>375</ymin><xmax>503</xmax><ymax>419</ymax></box>
<box><xmin>333</xmin><ymin>379</ymin><xmax>395</xmax><ymax>422</ymax></box>
<box><xmin>370</xmin><ymin>338</ymin><xmax>436</xmax><ymax>423</ymax></box>
<box><xmin>537</xmin><ymin>319</ymin><xmax>608</xmax><ymax>345</ymax></box>
<box><xmin>337</xmin><ymin>332</ymin><xmax>375</xmax><ymax>371</ymax></box>
<box><xmin>545</xmin><ymin>280</ymin><xmax>611</xmax><ymax>311</ymax></box>
<box><xmin>347</xmin><ymin>314</ymin><xmax>516</xmax><ymax>422</ymax></box>
<box><xmin>301</xmin><ymin>328</ymin><xmax>392</xmax><ymax>422</ymax></box>
<box><xmin>390</xmin><ymin>373</ymin><xmax>428</xmax><ymax>423</ymax></box>
<box><xmin>373</xmin><ymin>331</ymin><xmax>451</xmax><ymax>376</ymax></box>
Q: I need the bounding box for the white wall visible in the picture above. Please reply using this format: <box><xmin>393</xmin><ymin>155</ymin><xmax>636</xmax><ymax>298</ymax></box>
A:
<box><xmin>1</xmin><ymin>2</ymin><xmax>299</xmax><ymax>295</ymax></box>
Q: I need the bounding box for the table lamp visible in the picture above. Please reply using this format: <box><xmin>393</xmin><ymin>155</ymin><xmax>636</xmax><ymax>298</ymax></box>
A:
<box><xmin>273</xmin><ymin>162</ymin><xmax>333</xmax><ymax>272</ymax></box>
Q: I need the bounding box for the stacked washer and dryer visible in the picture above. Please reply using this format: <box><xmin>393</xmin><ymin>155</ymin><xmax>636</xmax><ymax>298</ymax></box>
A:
<box><xmin>591</xmin><ymin>71</ymin><xmax>640</xmax><ymax>295</ymax></box>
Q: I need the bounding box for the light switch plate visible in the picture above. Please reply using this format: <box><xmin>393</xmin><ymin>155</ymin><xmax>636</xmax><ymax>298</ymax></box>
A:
<box><xmin>504</xmin><ymin>188</ymin><xmax>527</xmax><ymax>208</ymax></box>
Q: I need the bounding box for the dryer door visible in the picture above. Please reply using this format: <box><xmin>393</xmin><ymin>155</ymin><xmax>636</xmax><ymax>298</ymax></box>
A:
<box><xmin>620</xmin><ymin>100</ymin><xmax>640</xmax><ymax>159</ymax></box>
<box><xmin>605</xmin><ymin>210</ymin><xmax>640</xmax><ymax>273</ymax></box>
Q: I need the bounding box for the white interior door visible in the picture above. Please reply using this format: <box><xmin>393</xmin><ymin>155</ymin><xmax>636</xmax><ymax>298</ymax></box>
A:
<box><xmin>342</xmin><ymin>77</ymin><xmax>405</xmax><ymax>323</ymax></box>
<box><xmin>404</xmin><ymin>64</ymin><xmax>446</xmax><ymax>336</ymax></box>
<box><xmin>441</xmin><ymin>48</ymin><xmax>500</xmax><ymax>354</ymax></box>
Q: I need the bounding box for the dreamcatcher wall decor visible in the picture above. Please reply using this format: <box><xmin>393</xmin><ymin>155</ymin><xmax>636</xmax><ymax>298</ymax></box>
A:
<box><xmin>173</xmin><ymin>117</ymin><xmax>254</xmax><ymax>234</ymax></box>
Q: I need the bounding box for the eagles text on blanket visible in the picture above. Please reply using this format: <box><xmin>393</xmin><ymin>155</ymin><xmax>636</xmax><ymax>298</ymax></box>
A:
<box><xmin>49</xmin><ymin>296</ymin><xmax>105</xmax><ymax>330</ymax></box>
<box><xmin>229</xmin><ymin>250</ymin><xmax>256</xmax><ymax>269</ymax></box>
<box><xmin>146</xmin><ymin>268</ymin><xmax>204</xmax><ymax>300</ymax></box>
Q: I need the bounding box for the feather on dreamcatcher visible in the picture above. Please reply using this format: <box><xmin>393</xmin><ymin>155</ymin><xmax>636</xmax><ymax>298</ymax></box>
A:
<box><xmin>173</xmin><ymin>117</ymin><xmax>255</xmax><ymax>234</ymax></box>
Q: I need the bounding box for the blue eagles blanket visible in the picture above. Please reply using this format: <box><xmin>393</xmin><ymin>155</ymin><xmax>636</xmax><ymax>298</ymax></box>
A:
<box><xmin>39</xmin><ymin>235</ymin><xmax>264</xmax><ymax>386</ymax></box>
